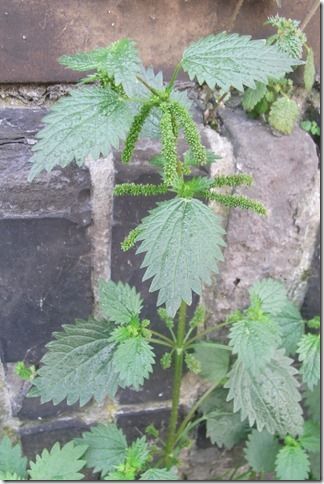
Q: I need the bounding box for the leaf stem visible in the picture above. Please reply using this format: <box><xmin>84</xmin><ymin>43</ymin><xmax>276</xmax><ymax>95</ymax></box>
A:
<box><xmin>166</xmin><ymin>62</ymin><xmax>182</xmax><ymax>92</ymax></box>
<box><xmin>136</xmin><ymin>76</ymin><xmax>159</xmax><ymax>96</ymax></box>
<box><xmin>163</xmin><ymin>301</ymin><xmax>187</xmax><ymax>465</ymax></box>
<box><xmin>149</xmin><ymin>338</ymin><xmax>174</xmax><ymax>349</ymax></box>
<box><xmin>174</xmin><ymin>380</ymin><xmax>220</xmax><ymax>444</ymax></box>
<box><xmin>150</xmin><ymin>330</ymin><xmax>174</xmax><ymax>345</ymax></box>
<box><xmin>185</xmin><ymin>321</ymin><xmax>230</xmax><ymax>346</ymax></box>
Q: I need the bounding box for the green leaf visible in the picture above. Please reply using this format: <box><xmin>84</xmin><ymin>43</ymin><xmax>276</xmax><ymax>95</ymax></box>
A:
<box><xmin>201</xmin><ymin>389</ymin><xmax>248</xmax><ymax>449</ymax></box>
<box><xmin>31</xmin><ymin>318</ymin><xmax>119</xmax><ymax>406</ymax></box>
<box><xmin>193</xmin><ymin>341</ymin><xmax>230</xmax><ymax>382</ymax></box>
<box><xmin>225</xmin><ymin>349</ymin><xmax>303</xmax><ymax>436</ymax></box>
<box><xmin>15</xmin><ymin>361</ymin><xmax>37</xmax><ymax>381</ymax></box>
<box><xmin>59</xmin><ymin>39</ymin><xmax>141</xmax><ymax>95</ymax></box>
<box><xmin>126</xmin><ymin>437</ymin><xmax>150</xmax><ymax>470</ymax></box>
<box><xmin>299</xmin><ymin>420</ymin><xmax>320</xmax><ymax>453</ymax></box>
<box><xmin>309</xmin><ymin>451</ymin><xmax>320</xmax><ymax>480</ymax></box>
<box><xmin>297</xmin><ymin>333</ymin><xmax>320</xmax><ymax>390</ymax></box>
<box><xmin>249</xmin><ymin>278</ymin><xmax>288</xmax><ymax>316</ymax></box>
<box><xmin>112</xmin><ymin>336</ymin><xmax>155</xmax><ymax>390</ymax></box>
<box><xmin>0</xmin><ymin>471</ymin><xmax>23</xmax><ymax>480</ymax></box>
<box><xmin>137</xmin><ymin>198</ymin><xmax>225</xmax><ymax>316</ymax></box>
<box><xmin>275</xmin><ymin>444</ymin><xmax>310</xmax><ymax>480</ymax></box>
<box><xmin>269</xmin><ymin>96</ymin><xmax>299</xmax><ymax>134</ymax></box>
<box><xmin>242</xmin><ymin>82</ymin><xmax>267</xmax><ymax>111</ymax></box>
<box><xmin>244</xmin><ymin>429</ymin><xmax>280</xmax><ymax>473</ymax></box>
<box><xmin>28</xmin><ymin>441</ymin><xmax>87</xmax><ymax>480</ymax></box>
<box><xmin>29</xmin><ymin>86</ymin><xmax>134</xmax><ymax>179</ymax></box>
<box><xmin>0</xmin><ymin>437</ymin><xmax>27</xmax><ymax>479</ymax></box>
<box><xmin>206</xmin><ymin>411</ymin><xmax>248</xmax><ymax>449</ymax></box>
<box><xmin>99</xmin><ymin>280</ymin><xmax>143</xmax><ymax>325</ymax></box>
<box><xmin>275</xmin><ymin>302</ymin><xmax>304</xmax><ymax>354</ymax></box>
<box><xmin>304</xmin><ymin>47</ymin><xmax>315</xmax><ymax>92</ymax></box>
<box><xmin>304</xmin><ymin>384</ymin><xmax>320</xmax><ymax>422</ymax></box>
<box><xmin>75</xmin><ymin>424</ymin><xmax>127</xmax><ymax>476</ymax></box>
<box><xmin>181</xmin><ymin>32</ymin><xmax>301</xmax><ymax>91</ymax></box>
<box><xmin>140</xmin><ymin>468</ymin><xmax>178</xmax><ymax>480</ymax></box>
<box><xmin>229</xmin><ymin>317</ymin><xmax>281</xmax><ymax>373</ymax></box>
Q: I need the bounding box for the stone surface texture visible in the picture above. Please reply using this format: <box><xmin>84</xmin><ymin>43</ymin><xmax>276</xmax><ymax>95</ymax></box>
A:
<box><xmin>0</xmin><ymin>0</ymin><xmax>319</xmax><ymax>83</ymax></box>
<box><xmin>202</xmin><ymin>108</ymin><xmax>320</xmax><ymax>324</ymax></box>
<box><xmin>0</xmin><ymin>95</ymin><xmax>320</xmax><ymax>478</ymax></box>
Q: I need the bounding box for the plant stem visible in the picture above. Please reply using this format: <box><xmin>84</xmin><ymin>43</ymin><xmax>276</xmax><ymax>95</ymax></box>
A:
<box><xmin>149</xmin><ymin>338</ymin><xmax>174</xmax><ymax>349</ymax></box>
<box><xmin>150</xmin><ymin>330</ymin><xmax>174</xmax><ymax>345</ymax></box>
<box><xmin>136</xmin><ymin>76</ymin><xmax>159</xmax><ymax>96</ymax></box>
<box><xmin>185</xmin><ymin>321</ymin><xmax>230</xmax><ymax>346</ymax></box>
<box><xmin>163</xmin><ymin>301</ymin><xmax>187</xmax><ymax>465</ymax></box>
<box><xmin>167</xmin><ymin>62</ymin><xmax>182</xmax><ymax>92</ymax></box>
<box><xmin>174</xmin><ymin>380</ymin><xmax>220</xmax><ymax>444</ymax></box>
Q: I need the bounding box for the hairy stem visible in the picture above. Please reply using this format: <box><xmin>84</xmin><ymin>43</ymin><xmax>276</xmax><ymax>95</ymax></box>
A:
<box><xmin>185</xmin><ymin>321</ymin><xmax>230</xmax><ymax>346</ymax></box>
<box><xmin>136</xmin><ymin>76</ymin><xmax>159</xmax><ymax>95</ymax></box>
<box><xmin>174</xmin><ymin>380</ymin><xmax>220</xmax><ymax>444</ymax></box>
<box><xmin>163</xmin><ymin>301</ymin><xmax>187</xmax><ymax>465</ymax></box>
<box><xmin>149</xmin><ymin>338</ymin><xmax>174</xmax><ymax>349</ymax></box>
<box><xmin>167</xmin><ymin>62</ymin><xmax>182</xmax><ymax>92</ymax></box>
<box><xmin>150</xmin><ymin>330</ymin><xmax>174</xmax><ymax>345</ymax></box>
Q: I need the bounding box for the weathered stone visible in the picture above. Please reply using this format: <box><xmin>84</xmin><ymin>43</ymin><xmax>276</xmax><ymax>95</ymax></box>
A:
<box><xmin>301</xmin><ymin>226</ymin><xmax>320</xmax><ymax>319</ymax></box>
<box><xmin>179</xmin><ymin>443</ymin><xmax>247</xmax><ymax>480</ymax></box>
<box><xmin>0</xmin><ymin>0</ymin><xmax>319</xmax><ymax>83</ymax></box>
<box><xmin>0</xmin><ymin>108</ymin><xmax>91</xmax><ymax>225</ymax></box>
<box><xmin>202</xmin><ymin>107</ymin><xmax>320</xmax><ymax>323</ymax></box>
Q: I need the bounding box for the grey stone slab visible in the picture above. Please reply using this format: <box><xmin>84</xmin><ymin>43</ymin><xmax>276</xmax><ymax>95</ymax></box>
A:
<box><xmin>0</xmin><ymin>108</ymin><xmax>91</xmax><ymax>225</ymax></box>
<box><xmin>203</xmin><ymin>107</ymin><xmax>320</xmax><ymax>323</ymax></box>
<box><xmin>0</xmin><ymin>218</ymin><xmax>92</xmax><ymax>362</ymax></box>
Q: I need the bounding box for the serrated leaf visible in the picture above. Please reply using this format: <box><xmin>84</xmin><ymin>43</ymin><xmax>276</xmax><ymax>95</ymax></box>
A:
<box><xmin>137</xmin><ymin>198</ymin><xmax>225</xmax><ymax>316</ymax></box>
<box><xmin>225</xmin><ymin>349</ymin><xmax>303</xmax><ymax>436</ymax></box>
<box><xmin>112</xmin><ymin>336</ymin><xmax>155</xmax><ymax>390</ymax></box>
<box><xmin>242</xmin><ymin>82</ymin><xmax>267</xmax><ymax>111</ymax></box>
<box><xmin>249</xmin><ymin>278</ymin><xmax>288</xmax><ymax>316</ymax></box>
<box><xmin>300</xmin><ymin>420</ymin><xmax>320</xmax><ymax>453</ymax></box>
<box><xmin>181</xmin><ymin>32</ymin><xmax>301</xmax><ymax>91</ymax></box>
<box><xmin>193</xmin><ymin>341</ymin><xmax>230</xmax><ymax>382</ymax></box>
<box><xmin>244</xmin><ymin>429</ymin><xmax>280</xmax><ymax>473</ymax></box>
<box><xmin>206</xmin><ymin>411</ymin><xmax>248</xmax><ymax>449</ymax></box>
<box><xmin>75</xmin><ymin>424</ymin><xmax>127</xmax><ymax>476</ymax></box>
<box><xmin>99</xmin><ymin>280</ymin><xmax>143</xmax><ymax>324</ymax></box>
<box><xmin>275</xmin><ymin>444</ymin><xmax>310</xmax><ymax>480</ymax></box>
<box><xmin>201</xmin><ymin>389</ymin><xmax>248</xmax><ymax>449</ymax></box>
<box><xmin>309</xmin><ymin>451</ymin><xmax>320</xmax><ymax>480</ymax></box>
<box><xmin>269</xmin><ymin>96</ymin><xmax>299</xmax><ymax>134</ymax></box>
<box><xmin>229</xmin><ymin>317</ymin><xmax>281</xmax><ymax>373</ymax></box>
<box><xmin>28</xmin><ymin>441</ymin><xmax>87</xmax><ymax>480</ymax></box>
<box><xmin>59</xmin><ymin>39</ymin><xmax>141</xmax><ymax>95</ymax></box>
<box><xmin>275</xmin><ymin>302</ymin><xmax>304</xmax><ymax>354</ymax></box>
<box><xmin>29</xmin><ymin>86</ymin><xmax>134</xmax><ymax>179</ymax></box>
<box><xmin>304</xmin><ymin>47</ymin><xmax>315</xmax><ymax>92</ymax></box>
<box><xmin>0</xmin><ymin>437</ymin><xmax>27</xmax><ymax>479</ymax></box>
<box><xmin>304</xmin><ymin>384</ymin><xmax>320</xmax><ymax>422</ymax></box>
<box><xmin>31</xmin><ymin>318</ymin><xmax>119</xmax><ymax>406</ymax></box>
<box><xmin>0</xmin><ymin>471</ymin><xmax>23</xmax><ymax>480</ymax></box>
<box><xmin>297</xmin><ymin>333</ymin><xmax>320</xmax><ymax>390</ymax></box>
<box><xmin>126</xmin><ymin>437</ymin><xmax>150</xmax><ymax>469</ymax></box>
<box><xmin>140</xmin><ymin>468</ymin><xmax>178</xmax><ymax>480</ymax></box>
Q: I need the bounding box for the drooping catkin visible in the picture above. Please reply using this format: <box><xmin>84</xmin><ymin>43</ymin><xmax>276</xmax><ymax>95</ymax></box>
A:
<box><xmin>171</xmin><ymin>101</ymin><xmax>207</xmax><ymax>166</ymax></box>
<box><xmin>121</xmin><ymin>100</ymin><xmax>154</xmax><ymax>163</ymax></box>
<box><xmin>160</xmin><ymin>103</ymin><xmax>178</xmax><ymax>185</ymax></box>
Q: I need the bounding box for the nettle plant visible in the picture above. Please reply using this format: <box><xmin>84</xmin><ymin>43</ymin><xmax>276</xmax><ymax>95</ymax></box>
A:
<box><xmin>1</xmin><ymin>34</ymin><xmax>320</xmax><ymax>480</ymax></box>
<box><xmin>242</xmin><ymin>15</ymin><xmax>316</xmax><ymax>134</ymax></box>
